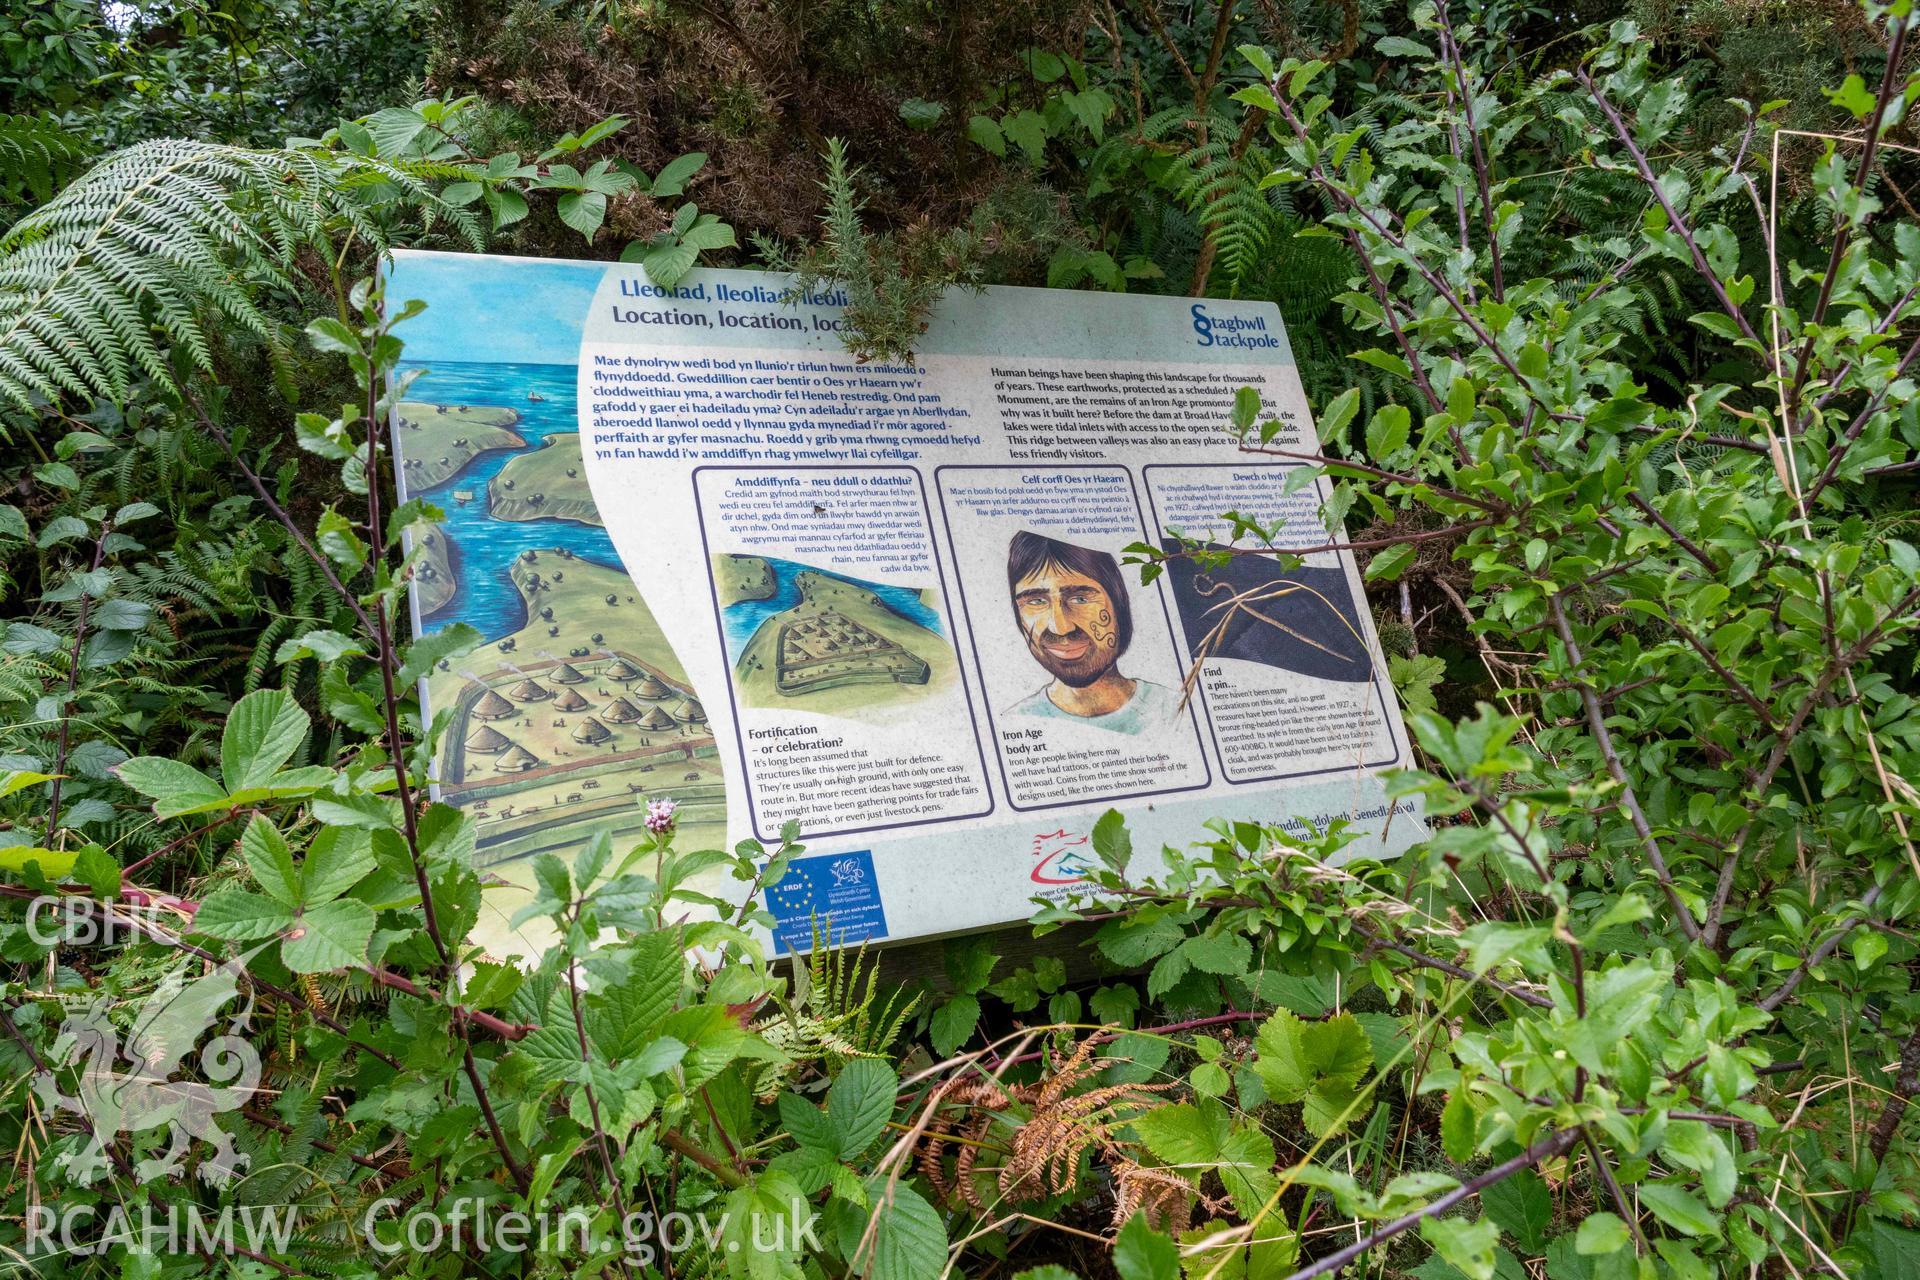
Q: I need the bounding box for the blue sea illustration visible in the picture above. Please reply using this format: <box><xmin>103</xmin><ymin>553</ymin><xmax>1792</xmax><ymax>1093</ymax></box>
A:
<box><xmin>396</xmin><ymin>359</ymin><xmax>622</xmax><ymax>641</ymax></box>
<box><xmin>721</xmin><ymin>557</ymin><xmax>945</xmax><ymax>657</ymax></box>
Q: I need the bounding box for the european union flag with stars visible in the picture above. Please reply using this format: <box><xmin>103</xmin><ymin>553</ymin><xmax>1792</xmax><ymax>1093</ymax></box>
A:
<box><xmin>764</xmin><ymin>849</ymin><xmax>888</xmax><ymax>955</ymax></box>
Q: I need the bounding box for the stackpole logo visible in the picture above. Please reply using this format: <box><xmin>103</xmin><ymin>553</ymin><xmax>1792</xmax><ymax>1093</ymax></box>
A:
<box><xmin>1190</xmin><ymin>303</ymin><xmax>1280</xmax><ymax>350</ymax></box>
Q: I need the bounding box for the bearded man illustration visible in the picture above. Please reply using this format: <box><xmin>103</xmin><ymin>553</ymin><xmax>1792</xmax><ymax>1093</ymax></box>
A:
<box><xmin>1002</xmin><ymin>530</ymin><xmax>1176</xmax><ymax>733</ymax></box>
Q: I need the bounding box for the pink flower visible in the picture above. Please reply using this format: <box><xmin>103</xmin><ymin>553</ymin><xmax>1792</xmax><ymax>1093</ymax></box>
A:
<box><xmin>645</xmin><ymin>797</ymin><xmax>677</xmax><ymax>836</ymax></box>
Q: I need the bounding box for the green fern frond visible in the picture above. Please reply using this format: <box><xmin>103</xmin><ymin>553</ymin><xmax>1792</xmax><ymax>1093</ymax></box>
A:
<box><xmin>0</xmin><ymin>140</ymin><xmax>480</xmax><ymax>411</ymax></box>
<box><xmin>0</xmin><ymin>115</ymin><xmax>93</xmax><ymax>207</ymax></box>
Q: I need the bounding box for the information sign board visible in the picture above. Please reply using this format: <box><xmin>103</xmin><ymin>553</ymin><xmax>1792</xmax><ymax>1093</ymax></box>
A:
<box><xmin>384</xmin><ymin>250</ymin><xmax>1421</xmax><ymax>956</ymax></box>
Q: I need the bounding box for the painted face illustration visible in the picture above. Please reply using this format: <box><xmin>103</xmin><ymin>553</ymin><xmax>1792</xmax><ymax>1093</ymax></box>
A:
<box><xmin>1013</xmin><ymin>563</ymin><xmax>1123</xmax><ymax>687</ymax></box>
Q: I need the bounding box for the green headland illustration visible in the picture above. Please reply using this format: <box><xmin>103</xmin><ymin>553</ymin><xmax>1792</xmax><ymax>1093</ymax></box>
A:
<box><xmin>716</xmin><ymin>554</ymin><xmax>956</xmax><ymax>718</ymax></box>
<box><xmin>394</xmin><ymin>400</ymin><xmax>525</xmax><ymax>488</ymax></box>
<box><xmin>489</xmin><ymin>433</ymin><xmax>603</xmax><ymax>526</ymax></box>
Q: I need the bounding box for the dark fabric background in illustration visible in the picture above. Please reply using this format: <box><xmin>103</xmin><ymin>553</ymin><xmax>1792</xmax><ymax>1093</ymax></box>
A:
<box><xmin>1162</xmin><ymin>543</ymin><xmax>1373</xmax><ymax>683</ymax></box>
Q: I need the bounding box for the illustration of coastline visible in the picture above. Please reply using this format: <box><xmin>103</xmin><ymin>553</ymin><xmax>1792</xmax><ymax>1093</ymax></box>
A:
<box><xmin>390</xmin><ymin>359</ymin><xmax>726</xmax><ymax>952</ymax></box>
<box><xmin>714</xmin><ymin>553</ymin><xmax>956</xmax><ymax>718</ymax></box>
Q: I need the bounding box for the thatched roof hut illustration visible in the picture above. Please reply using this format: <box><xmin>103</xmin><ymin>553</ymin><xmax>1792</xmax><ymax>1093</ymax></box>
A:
<box><xmin>636</xmin><ymin>704</ymin><xmax>676</xmax><ymax>731</ymax></box>
<box><xmin>601</xmin><ymin>697</ymin><xmax>643</xmax><ymax>724</ymax></box>
<box><xmin>551</xmin><ymin>662</ymin><xmax>588</xmax><ymax>684</ymax></box>
<box><xmin>671</xmin><ymin>697</ymin><xmax>706</xmax><ymax>725</ymax></box>
<box><xmin>603</xmin><ymin>659</ymin><xmax>643</xmax><ymax>681</ymax></box>
<box><xmin>552</xmin><ymin>687</ymin><xmax>591</xmax><ymax>713</ymax></box>
<box><xmin>509</xmin><ymin>677</ymin><xmax>553</xmax><ymax>702</ymax></box>
<box><xmin>472</xmin><ymin>689</ymin><xmax>516</xmax><ymax>720</ymax></box>
<box><xmin>571</xmin><ymin>716</ymin><xmax>612</xmax><ymax>744</ymax></box>
<box><xmin>631</xmin><ymin>672</ymin><xmax>671</xmax><ymax>700</ymax></box>
<box><xmin>495</xmin><ymin>744</ymin><xmax>540</xmax><ymax>772</ymax></box>
<box><xmin>465</xmin><ymin>724</ymin><xmax>512</xmax><ymax>754</ymax></box>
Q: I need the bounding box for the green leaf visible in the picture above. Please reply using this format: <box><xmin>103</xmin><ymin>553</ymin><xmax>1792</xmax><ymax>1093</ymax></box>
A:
<box><xmin>1441</xmin><ymin>1090</ymin><xmax>1478</xmax><ymax>1163</ymax></box>
<box><xmin>929</xmin><ymin>994</ymin><xmax>979</xmax><ymax>1056</ymax></box>
<box><xmin>723</xmin><ymin>1170</ymin><xmax>807</xmax><ymax>1278</ymax></box>
<box><xmin>1133</xmin><ymin>1099</ymin><xmax>1275</xmax><ymax>1215</ymax></box>
<box><xmin>0</xmin><ymin>770</ymin><xmax>56</xmax><ymax>800</ymax></box>
<box><xmin>1003</xmin><ymin>109</ymin><xmax>1050</xmax><ymax>164</ymax></box>
<box><xmin>680</xmin><ymin>219</ymin><xmax>737</xmax><ymax>251</ymax></box>
<box><xmin>193</xmin><ymin>888</ymin><xmax>293</xmax><ymax>941</ymax></box>
<box><xmin>649</xmin><ymin>151</ymin><xmax>707</xmax><ymax>199</ymax></box>
<box><xmin>315</xmin><ymin>509</ymin><xmax>367</xmax><ymax>573</ymax></box>
<box><xmin>1091</xmin><ymin>809</ymin><xmax>1132</xmax><ymax>873</ymax></box>
<box><xmin>303</xmin><ymin>826</ymin><xmax>375</xmax><ymax>906</ymax></box>
<box><xmin>1253</xmin><ymin>1009</ymin><xmax>1373</xmax><ymax>1135</ymax></box>
<box><xmin>856</xmin><ymin>1180</ymin><xmax>947</xmax><ymax>1280</ymax></box>
<box><xmin>1317</xmin><ymin>387</ymin><xmax>1359</xmax><ymax>443</ymax></box>
<box><xmin>1181</xmin><ymin>930</ymin><xmax>1252</xmax><ymax>976</ymax></box>
<box><xmin>71</xmin><ymin>845</ymin><xmax>120</xmax><ymax>897</ymax></box>
<box><xmin>557</xmin><ymin>190</ymin><xmax>607</xmax><ymax>240</ymax></box>
<box><xmin>967</xmin><ymin>114</ymin><xmax>1007</xmax><ymax>156</ymax></box>
<box><xmin>221</xmin><ymin>688</ymin><xmax>310</xmax><ymax>794</ymax></box>
<box><xmin>114</xmin><ymin>757</ymin><xmax>228</xmax><ymax>819</ymax></box>
<box><xmin>1576</xmin><ymin>1213</ymin><xmax>1631</xmax><ymax>1255</ymax></box>
<box><xmin>827</xmin><ymin>1058</ymin><xmax>896</xmax><ymax>1159</ymax></box>
<box><xmin>1366</xmin><ymin>542</ymin><xmax>1418</xmax><ymax>582</ymax></box>
<box><xmin>0</xmin><ymin>846</ymin><xmax>80</xmax><ymax>880</ymax></box>
<box><xmin>944</xmin><ymin>937</ymin><xmax>999</xmax><ymax>993</ymax></box>
<box><xmin>1376</xmin><ymin>34</ymin><xmax>1435</xmax><ymax>58</ymax></box>
<box><xmin>1365</xmin><ymin>403</ymin><xmax>1411</xmax><ymax>460</ymax></box>
<box><xmin>1827</xmin><ymin>73</ymin><xmax>1877</xmax><ymax>120</ymax></box>
<box><xmin>642</xmin><ymin>240</ymin><xmax>700</xmax><ymax>290</ymax></box>
<box><xmin>241</xmin><ymin>816</ymin><xmax>299</xmax><ymax>908</ymax></box>
<box><xmin>1113</xmin><ymin>1213</ymin><xmax>1179</xmax><ymax>1280</ymax></box>
<box><xmin>1637</xmin><ymin>1184</ymin><xmax>1718</xmax><ymax>1238</ymax></box>
<box><xmin>1421</xmin><ymin>1215</ymin><xmax>1500</xmax><ymax>1280</ymax></box>
<box><xmin>280</xmin><ymin>898</ymin><xmax>375</xmax><ymax>972</ymax></box>
<box><xmin>1482</xmin><ymin>1170</ymin><xmax>1551</xmax><ymax>1252</ymax></box>
<box><xmin>899</xmin><ymin>98</ymin><xmax>945</xmax><ymax>129</ymax></box>
<box><xmin>36</xmin><ymin>515</ymin><xmax>90</xmax><ymax>548</ymax></box>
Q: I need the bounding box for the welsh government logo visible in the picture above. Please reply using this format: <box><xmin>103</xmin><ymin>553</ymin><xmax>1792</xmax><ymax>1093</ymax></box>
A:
<box><xmin>1030</xmin><ymin>828</ymin><xmax>1096</xmax><ymax>886</ymax></box>
<box><xmin>829</xmin><ymin>856</ymin><xmax>867</xmax><ymax>888</ymax></box>
<box><xmin>31</xmin><ymin>947</ymin><xmax>264</xmax><ymax>1186</ymax></box>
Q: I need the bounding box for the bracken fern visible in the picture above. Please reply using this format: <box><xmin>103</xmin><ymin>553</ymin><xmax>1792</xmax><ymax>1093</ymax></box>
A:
<box><xmin>0</xmin><ymin>140</ymin><xmax>479</xmax><ymax>412</ymax></box>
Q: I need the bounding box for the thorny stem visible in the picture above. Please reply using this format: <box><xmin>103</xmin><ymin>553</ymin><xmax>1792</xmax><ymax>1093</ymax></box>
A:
<box><xmin>1284</xmin><ymin>1129</ymin><xmax>1583</xmax><ymax>1280</ymax></box>
<box><xmin>1548</xmin><ymin>593</ymin><xmax>1701</xmax><ymax>940</ymax></box>
<box><xmin>1581</xmin><ymin>1128</ymin><xmax>1650</xmax><ymax>1255</ymax></box>
<box><xmin>1802</xmin><ymin>324</ymin><xmax>1920</xmax><ymax>507</ymax></box>
<box><xmin>1435</xmin><ymin>0</ymin><xmax>1503</xmax><ymax>299</ymax></box>
<box><xmin>568</xmin><ymin>904</ymin><xmax>635</xmax><ymax>1277</ymax></box>
<box><xmin>1786</xmin><ymin>16</ymin><xmax>1912</xmax><ymax>414</ymax></box>
<box><xmin>1578</xmin><ymin>67</ymin><xmax>1770</xmax><ymax>362</ymax></box>
<box><xmin>45</xmin><ymin>524</ymin><xmax>111</xmax><ymax>837</ymax></box>
<box><xmin>1237</xmin><ymin>440</ymin><xmax>1511</xmax><ymax>516</ymax></box>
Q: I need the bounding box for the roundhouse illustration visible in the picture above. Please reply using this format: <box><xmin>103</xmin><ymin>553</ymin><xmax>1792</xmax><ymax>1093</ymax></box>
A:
<box><xmin>631</xmin><ymin>672</ymin><xmax>672</xmax><ymax>700</ymax></box>
<box><xmin>636</xmin><ymin>704</ymin><xmax>676</xmax><ymax>731</ymax></box>
<box><xmin>471</xmin><ymin>689</ymin><xmax>516</xmax><ymax>720</ymax></box>
<box><xmin>509</xmin><ymin>677</ymin><xmax>553</xmax><ymax>702</ymax></box>
<box><xmin>552</xmin><ymin>687</ymin><xmax>591</xmax><ymax>713</ymax></box>
<box><xmin>601</xmin><ymin>697</ymin><xmax>643</xmax><ymax>724</ymax></box>
<box><xmin>495</xmin><ymin>744</ymin><xmax>540</xmax><ymax>772</ymax></box>
<box><xmin>571</xmin><ymin>716</ymin><xmax>612</xmax><ymax>745</ymax></box>
<box><xmin>671</xmin><ymin>697</ymin><xmax>707</xmax><ymax>725</ymax></box>
<box><xmin>550</xmin><ymin>662</ymin><xmax>588</xmax><ymax>684</ymax></box>
<box><xmin>465</xmin><ymin>724</ymin><xmax>512</xmax><ymax>754</ymax></box>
